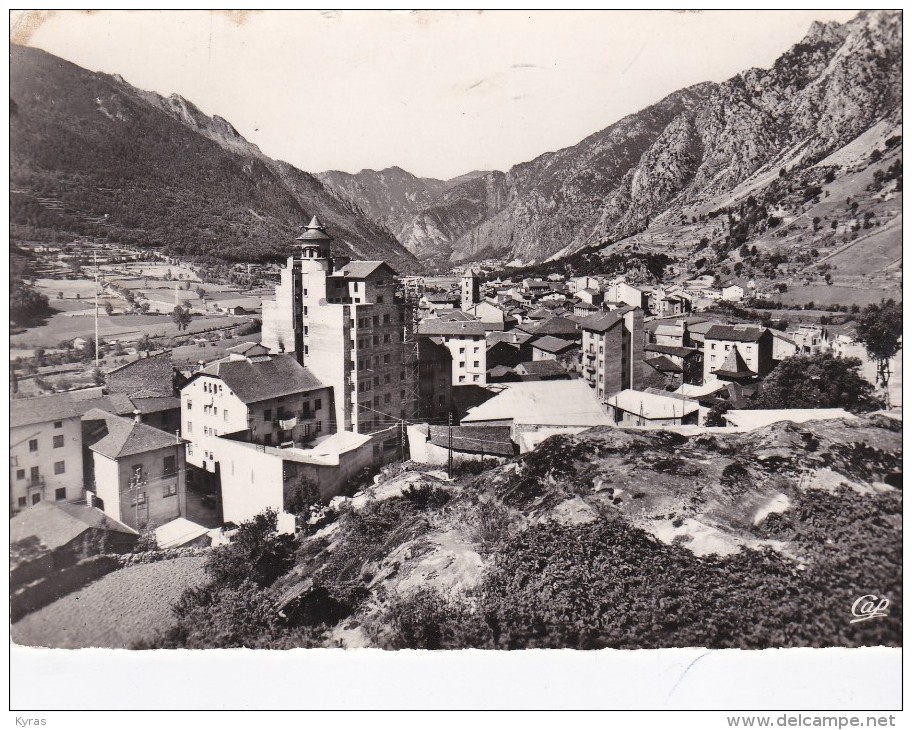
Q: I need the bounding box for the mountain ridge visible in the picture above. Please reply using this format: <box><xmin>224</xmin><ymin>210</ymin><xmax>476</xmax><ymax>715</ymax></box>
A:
<box><xmin>9</xmin><ymin>44</ymin><xmax>420</xmax><ymax>271</ymax></box>
<box><xmin>320</xmin><ymin>10</ymin><xmax>901</xmax><ymax>270</ymax></box>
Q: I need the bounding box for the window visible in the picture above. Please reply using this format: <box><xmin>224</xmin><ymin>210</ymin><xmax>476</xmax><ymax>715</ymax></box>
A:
<box><xmin>376</xmin><ymin>296</ymin><xmax>384</xmax><ymax>304</ymax></box>
<box><xmin>16</xmin><ymin>469</ymin><xmax>25</xmax><ymax>480</ymax></box>
<box><xmin>31</xmin><ymin>493</ymin><xmax>41</xmax><ymax>505</ymax></box>
<box><xmin>204</xmin><ymin>426</ymin><xmax>209</xmax><ymax>436</ymax></box>
<box><xmin>473</xmin><ymin>361</ymin><xmax>479</xmax><ymax>368</ymax></box>
<box><xmin>132</xmin><ymin>465</ymin><xmax>145</xmax><ymax>483</ymax></box>
<box><xmin>383</xmin><ymin>314</ymin><xmax>390</xmax><ymax>324</ymax></box>
<box><xmin>163</xmin><ymin>484</ymin><xmax>178</xmax><ymax>497</ymax></box>
<box><xmin>353</xmin><ymin>282</ymin><xmax>359</xmax><ymax>292</ymax></box>
<box><xmin>384</xmin><ymin>334</ymin><xmax>391</xmax><ymax>343</ymax></box>
<box><xmin>384</xmin><ymin>374</ymin><xmax>391</xmax><ymax>384</ymax></box>
<box><xmin>187</xmin><ymin>400</ymin><xmax>192</xmax><ymax>411</ymax></box>
<box><xmin>459</xmin><ymin>361</ymin><xmax>465</xmax><ymax>369</ymax></box>
<box><xmin>459</xmin><ymin>375</ymin><xmax>466</xmax><ymax>383</ymax></box>
<box><xmin>459</xmin><ymin>347</ymin><xmax>465</xmax><ymax>354</ymax></box>
<box><xmin>304</xmin><ymin>346</ymin><xmax>309</xmax><ymax>355</ymax></box>
<box><xmin>373</xmin><ymin>336</ymin><xmax>379</xmax><ymax>346</ymax></box>
<box><xmin>264</xmin><ymin>434</ymin><xmax>272</xmax><ymax>446</ymax></box>
<box><xmin>264</xmin><ymin>409</ymin><xmax>272</xmax><ymax>421</ymax></box>
<box><xmin>303</xmin><ymin>306</ymin><xmax>308</xmax><ymax>315</ymax></box>
<box><xmin>372</xmin><ymin>315</ymin><xmax>379</xmax><ymax>326</ymax></box>
<box><xmin>163</xmin><ymin>455</ymin><xmax>176</xmax><ymax>476</ymax></box>
<box><xmin>28</xmin><ymin>439</ymin><xmax>38</xmax><ymax>452</ymax></box>
<box><xmin>373</xmin><ymin>376</ymin><xmax>380</xmax><ymax>386</ymax></box>
<box><xmin>54</xmin><ymin>421</ymin><xmax>62</xmax><ymax>429</ymax></box>
<box><xmin>304</xmin><ymin>326</ymin><xmax>309</xmax><ymax>335</ymax></box>
<box><xmin>17</xmin><ymin>497</ymin><xmax>26</xmax><ymax>508</ymax></box>
<box><xmin>213</xmin><ymin>407</ymin><xmax>218</xmax><ymax>416</ymax></box>
<box><xmin>54</xmin><ymin>461</ymin><xmax>65</xmax><ymax>475</ymax></box>
<box><xmin>133</xmin><ymin>492</ymin><xmax>147</xmax><ymax>506</ymax></box>
<box><xmin>473</xmin><ymin>375</ymin><xmax>479</xmax><ymax>382</ymax></box>
<box><xmin>186</xmin><ymin>422</ymin><xmax>192</xmax><ymax>434</ymax></box>
<box><xmin>384</xmin><ymin>354</ymin><xmax>390</xmax><ymax>364</ymax></box>
<box><xmin>314</xmin><ymin>399</ymin><xmax>322</xmax><ymax>411</ymax></box>
<box><xmin>55</xmin><ymin>487</ymin><xmax>66</xmax><ymax>501</ymax></box>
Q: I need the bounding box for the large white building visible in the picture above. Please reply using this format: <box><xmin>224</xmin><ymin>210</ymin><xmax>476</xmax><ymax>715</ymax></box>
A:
<box><xmin>261</xmin><ymin>217</ymin><xmax>415</xmax><ymax>433</ymax></box>
<box><xmin>416</xmin><ymin>318</ymin><xmax>488</xmax><ymax>386</ymax></box>
<box><xmin>180</xmin><ymin>349</ymin><xmax>334</xmax><ymax>474</ymax></box>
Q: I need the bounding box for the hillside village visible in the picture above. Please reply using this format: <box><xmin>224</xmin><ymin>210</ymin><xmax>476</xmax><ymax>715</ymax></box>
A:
<box><xmin>8</xmin><ymin>10</ymin><xmax>903</xmax><ymax>653</ymax></box>
<box><xmin>10</xmin><ymin>213</ymin><xmax>902</xmax><ymax>649</ymax></box>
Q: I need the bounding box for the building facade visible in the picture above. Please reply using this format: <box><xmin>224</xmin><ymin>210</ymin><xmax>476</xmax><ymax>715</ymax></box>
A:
<box><xmin>580</xmin><ymin>308</ymin><xmax>645</xmax><ymax>402</ymax></box>
<box><xmin>261</xmin><ymin>217</ymin><xmax>415</xmax><ymax>433</ymax></box>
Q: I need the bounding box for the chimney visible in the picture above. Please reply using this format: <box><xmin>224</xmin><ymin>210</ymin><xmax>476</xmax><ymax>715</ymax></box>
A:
<box><xmin>133</xmin><ymin>409</ymin><xmax>142</xmax><ymax>423</ymax></box>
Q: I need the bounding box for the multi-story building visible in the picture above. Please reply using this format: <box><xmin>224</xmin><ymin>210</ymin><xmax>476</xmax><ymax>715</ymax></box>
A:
<box><xmin>180</xmin><ymin>349</ymin><xmax>334</xmax><ymax>473</ymax></box>
<box><xmin>261</xmin><ymin>217</ymin><xmax>414</xmax><ymax>433</ymax></box>
<box><xmin>461</xmin><ymin>270</ymin><xmax>481</xmax><ymax>311</ymax></box>
<box><xmin>417</xmin><ymin>336</ymin><xmax>453</xmax><ymax>422</ymax></box>
<box><xmin>580</xmin><ymin>308</ymin><xmax>645</xmax><ymax>402</ymax></box>
<box><xmin>703</xmin><ymin>324</ymin><xmax>774</xmax><ymax>383</ymax></box>
<box><xmin>9</xmin><ymin>389</ymin><xmax>137</xmax><ymax>514</ymax></box>
<box><xmin>10</xmin><ymin>395</ymin><xmax>86</xmax><ymax>513</ymax></box>
<box><xmin>416</xmin><ymin>319</ymin><xmax>487</xmax><ymax>386</ymax></box>
<box><xmin>83</xmin><ymin>409</ymin><xmax>188</xmax><ymax>531</ymax></box>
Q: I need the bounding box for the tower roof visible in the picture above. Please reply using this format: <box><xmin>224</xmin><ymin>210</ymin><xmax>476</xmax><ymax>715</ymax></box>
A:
<box><xmin>296</xmin><ymin>215</ymin><xmax>333</xmax><ymax>242</ymax></box>
<box><xmin>713</xmin><ymin>347</ymin><xmax>756</xmax><ymax>380</ymax></box>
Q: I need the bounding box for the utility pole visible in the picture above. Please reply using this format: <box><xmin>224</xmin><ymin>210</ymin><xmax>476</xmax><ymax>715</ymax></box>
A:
<box><xmin>447</xmin><ymin>412</ymin><xmax>453</xmax><ymax>479</ymax></box>
<box><xmin>94</xmin><ymin>249</ymin><xmax>100</xmax><ymax>366</ymax></box>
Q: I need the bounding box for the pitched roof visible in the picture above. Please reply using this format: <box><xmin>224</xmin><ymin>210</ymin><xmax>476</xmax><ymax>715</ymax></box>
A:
<box><xmin>712</xmin><ymin>347</ymin><xmax>756</xmax><ymax>379</ymax></box>
<box><xmin>515</xmin><ymin>360</ymin><xmax>568</xmax><ymax>376</ymax></box>
<box><xmin>644</xmin><ymin>355</ymin><xmax>683</xmax><ymax>374</ymax></box>
<box><xmin>417</xmin><ymin>319</ymin><xmax>487</xmax><ymax>337</ymax></box>
<box><xmin>129</xmin><ymin>396</ymin><xmax>181</xmax><ymax>414</ymax></box>
<box><xmin>644</xmin><ymin>344</ymin><xmax>699</xmax><ymax>359</ymax></box>
<box><xmin>334</xmin><ymin>261</ymin><xmax>397</xmax><ymax>278</ymax></box>
<box><xmin>105</xmin><ymin>351</ymin><xmax>175</xmax><ymax>398</ymax></box>
<box><xmin>296</xmin><ymin>215</ymin><xmax>333</xmax><ymax>241</ymax></box>
<box><xmin>486</xmin><ymin>331</ymin><xmax>532</xmax><ymax>345</ymax></box>
<box><xmin>436</xmin><ymin>309</ymin><xmax>475</xmax><ymax>322</ymax></box>
<box><xmin>462</xmin><ymin>380</ymin><xmax>613</xmax><ymax>427</ymax></box>
<box><xmin>654</xmin><ymin>324</ymin><xmax>685</xmax><ymax>337</ymax></box>
<box><xmin>531</xmin><ymin>335</ymin><xmax>580</xmax><ymax>354</ymax></box>
<box><xmin>705</xmin><ymin>324</ymin><xmax>768</xmax><ymax>343</ymax></box>
<box><xmin>10</xmin><ymin>390</ymin><xmax>135</xmax><ymax>429</ymax></box>
<box><xmin>425</xmin><ymin>291</ymin><xmax>461</xmax><ymax>303</ymax></box>
<box><xmin>10</xmin><ymin>502</ymin><xmax>137</xmax><ymax>551</ymax></box>
<box><xmin>527</xmin><ymin>316</ymin><xmax>581</xmax><ymax>337</ymax></box>
<box><xmin>579</xmin><ymin>309</ymin><xmax>631</xmax><ymax>334</ymax></box>
<box><xmin>84</xmin><ymin>409</ymin><xmax>185</xmax><ymax>459</ymax></box>
<box><xmin>606</xmin><ymin>389</ymin><xmax>699</xmax><ymax>419</ymax></box>
<box><xmin>199</xmin><ymin>354</ymin><xmax>327</xmax><ymax>403</ymax></box>
<box><xmin>424</xmin><ymin>425</ymin><xmax>515</xmax><ymax>456</ymax></box>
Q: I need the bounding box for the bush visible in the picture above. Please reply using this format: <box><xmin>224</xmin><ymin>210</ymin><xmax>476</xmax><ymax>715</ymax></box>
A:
<box><xmin>205</xmin><ymin>509</ymin><xmax>296</xmax><ymax>589</ymax></box>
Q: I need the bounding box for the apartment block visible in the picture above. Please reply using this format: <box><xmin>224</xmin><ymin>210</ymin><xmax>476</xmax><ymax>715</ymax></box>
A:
<box><xmin>261</xmin><ymin>217</ymin><xmax>413</xmax><ymax>434</ymax></box>
<box><xmin>580</xmin><ymin>308</ymin><xmax>644</xmax><ymax>402</ymax></box>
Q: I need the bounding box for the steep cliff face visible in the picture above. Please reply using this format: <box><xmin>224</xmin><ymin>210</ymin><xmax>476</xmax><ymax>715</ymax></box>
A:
<box><xmin>324</xmin><ymin>10</ymin><xmax>900</xmax><ymax>267</ymax></box>
<box><xmin>10</xmin><ymin>45</ymin><xmax>419</xmax><ymax>270</ymax></box>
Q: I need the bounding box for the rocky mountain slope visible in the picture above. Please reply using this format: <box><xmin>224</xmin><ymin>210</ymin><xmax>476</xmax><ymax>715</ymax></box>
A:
<box><xmin>322</xmin><ymin>10</ymin><xmax>900</xmax><ymax>270</ymax></box>
<box><xmin>142</xmin><ymin>414</ymin><xmax>901</xmax><ymax>650</ymax></box>
<box><xmin>9</xmin><ymin>44</ymin><xmax>419</xmax><ymax>271</ymax></box>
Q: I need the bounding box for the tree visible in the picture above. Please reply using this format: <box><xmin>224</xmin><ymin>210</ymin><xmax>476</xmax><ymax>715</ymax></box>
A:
<box><xmin>104</xmin><ymin>301</ymin><xmax>114</xmax><ymax>316</ymax></box>
<box><xmin>855</xmin><ymin>299</ymin><xmax>902</xmax><ymax>394</ymax></box>
<box><xmin>171</xmin><ymin>305</ymin><xmax>192</xmax><ymax>332</ymax></box>
<box><xmin>755</xmin><ymin>354</ymin><xmax>881</xmax><ymax>413</ymax></box>
<box><xmin>205</xmin><ymin>509</ymin><xmax>296</xmax><ymax>589</ymax></box>
<box><xmin>195</xmin><ymin>286</ymin><xmax>206</xmax><ymax>300</ymax></box>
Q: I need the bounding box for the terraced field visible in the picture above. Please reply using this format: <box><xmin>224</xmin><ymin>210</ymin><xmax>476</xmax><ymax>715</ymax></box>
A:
<box><xmin>11</xmin><ymin>556</ymin><xmax>208</xmax><ymax>649</ymax></box>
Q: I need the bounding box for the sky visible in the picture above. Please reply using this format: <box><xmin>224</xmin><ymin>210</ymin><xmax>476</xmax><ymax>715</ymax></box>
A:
<box><xmin>14</xmin><ymin>9</ymin><xmax>859</xmax><ymax>180</ymax></box>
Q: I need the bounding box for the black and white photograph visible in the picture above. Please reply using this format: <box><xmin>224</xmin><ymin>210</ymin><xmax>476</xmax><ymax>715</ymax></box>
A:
<box><xmin>8</xmin><ymin>7</ymin><xmax>902</xmax><ymax>715</ymax></box>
